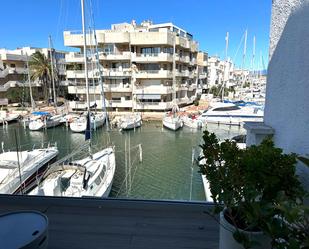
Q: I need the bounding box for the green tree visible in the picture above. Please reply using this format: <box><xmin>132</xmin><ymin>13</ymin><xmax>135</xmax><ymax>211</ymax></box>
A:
<box><xmin>29</xmin><ymin>51</ymin><xmax>52</xmax><ymax>101</ymax></box>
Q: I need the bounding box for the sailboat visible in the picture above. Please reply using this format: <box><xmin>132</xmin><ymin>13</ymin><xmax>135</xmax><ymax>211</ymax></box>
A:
<box><xmin>162</xmin><ymin>35</ymin><xmax>183</xmax><ymax>131</ymax></box>
<box><xmin>28</xmin><ymin>113</ymin><xmax>62</xmax><ymax>131</ymax></box>
<box><xmin>119</xmin><ymin>112</ymin><xmax>142</xmax><ymax>131</ymax></box>
<box><xmin>30</xmin><ymin>0</ymin><xmax>115</xmax><ymax>198</ymax></box>
<box><xmin>0</xmin><ymin>144</ymin><xmax>58</xmax><ymax>194</ymax></box>
<box><xmin>70</xmin><ymin>112</ymin><xmax>106</xmax><ymax>133</ymax></box>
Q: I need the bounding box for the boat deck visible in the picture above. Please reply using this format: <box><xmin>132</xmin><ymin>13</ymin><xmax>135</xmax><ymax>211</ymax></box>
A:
<box><xmin>0</xmin><ymin>195</ymin><xmax>219</xmax><ymax>249</ymax></box>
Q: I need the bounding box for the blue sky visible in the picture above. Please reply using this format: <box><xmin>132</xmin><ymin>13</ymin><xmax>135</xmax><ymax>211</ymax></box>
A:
<box><xmin>0</xmin><ymin>0</ymin><xmax>272</xmax><ymax>69</ymax></box>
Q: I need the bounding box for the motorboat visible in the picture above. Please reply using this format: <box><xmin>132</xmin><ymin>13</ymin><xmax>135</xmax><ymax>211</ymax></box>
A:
<box><xmin>198</xmin><ymin>102</ymin><xmax>263</xmax><ymax>125</ymax></box>
<box><xmin>29</xmin><ymin>113</ymin><xmax>62</xmax><ymax>131</ymax></box>
<box><xmin>30</xmin><ymin>146</ymin><xmax>115</xmax><ymax>198</ymax></box>
<box><xmin>0</xmin><ymin>145</ymin><xmax>58</xmax><ymax>194</ymax></box>
<box><xmin>69</xmin><ymin>112</ymin><xmax>106</xmax><ymax>133</ymax></box>
<box><xmin>119</xmin><ymin>113</ymin><xmax>142</xmax><ymax>131</ymax></box>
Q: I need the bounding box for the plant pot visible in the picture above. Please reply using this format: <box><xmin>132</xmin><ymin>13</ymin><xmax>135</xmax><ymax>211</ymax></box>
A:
<box><xmin>219</xmin><ymin>211</ymin><xmax>271</xmax><ymax>249</ymax></box>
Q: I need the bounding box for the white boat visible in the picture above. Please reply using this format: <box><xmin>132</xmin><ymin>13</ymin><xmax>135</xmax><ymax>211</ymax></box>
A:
<box><xmin>0</xmin><ymin>145</ymin><xmax>58</xmax><ymax>194</ymax></box>
<box><xmin>29</xmin><ymin>114</ymin><xmax>62</xmax><ymax>131</ymax></box>
<box><xmin>30</xmin><ymin>147</ymin><xmax>115</xmax><ymax>198</ymax></box>
<box><xmin>162</xmin><ymin>115</ymin><xmax>183</xmax><ymax>131</ymax></box>
<box><xmin>198</xmin><ymin>102</ymin><xmax>263</xmax><ymax>125</ymax></box>
<box><xmin>0</xmin><ymin>111</ymin><xmax>20</xmax><ymax>125</ymax></box>
<box><xmin>119</xmin><ymin>113</ymin><xmax>142</xmax><ymax>130</ymax></box>
<box><xmin>182</xmin><ymin>115</ymin><xmax>203</xmax><ymax>129</ymax></box>
<box><xmin>70</xmin><ymin>112</ymin><xmax>106</xmax><ymax>133</ymax></box>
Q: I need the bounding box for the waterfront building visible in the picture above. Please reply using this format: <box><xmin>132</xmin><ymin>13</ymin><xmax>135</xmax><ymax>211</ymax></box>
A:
<box><xmin>64</xmin><ymin>20</ymin><xmax>199</xmax><ymax>111</ymax></box>
<box><xmin>0</xmin><ymin>47</ymin><xmax>67</xmax><ymax>103</ymax></box>
<box><xmin>207</xmin><ymin>56</ymin><xmax>222</xmax><ymax>87</ymax></box>
<box><xmin>196</xmin><ymin>52</ymin><xmax>208</xmax><ymax>93</ymax></box>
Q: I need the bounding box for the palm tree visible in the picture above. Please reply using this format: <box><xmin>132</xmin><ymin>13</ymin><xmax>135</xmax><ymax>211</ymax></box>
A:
<box><xmin>29</xmin><ymin>51</ymin><xmax>52</xmax><ymax>102</ymax></box>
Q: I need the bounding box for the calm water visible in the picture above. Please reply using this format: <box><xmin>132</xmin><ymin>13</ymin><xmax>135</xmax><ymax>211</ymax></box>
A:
<box><xmin>0</xmin><ymin>121</ymin><xmax>245</xmax><ymax>201</ymax></box>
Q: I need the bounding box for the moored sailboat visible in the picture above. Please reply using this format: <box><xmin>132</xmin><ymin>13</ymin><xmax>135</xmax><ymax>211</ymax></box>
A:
<box><xmin>0</xmin><ymin>144</ymin><xmax>58</xmax><ymax>194</ymax></box>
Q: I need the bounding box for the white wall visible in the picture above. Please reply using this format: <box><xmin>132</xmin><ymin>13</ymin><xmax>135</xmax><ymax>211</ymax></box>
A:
<box><xmin>265</xmin><ymin>2</ymin><xmax>309</xmax><ymax>191</ymax></box>
<box><xmin>269</xmin><ymin>0</ymin><xmax>304</xmax><ymax>60</ymax></box>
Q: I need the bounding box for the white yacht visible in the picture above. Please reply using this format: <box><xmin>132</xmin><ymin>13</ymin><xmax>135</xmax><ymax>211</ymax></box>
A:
<box><xmin>0</xmin><ymin>145</ymin><xmax>58</xmax><ymax>194</ymax></box>
<box><xmin>198</xmin><ymin>102</ymin><xmax>263</xmax><ymax>125</ymax></box>
<box><xmin>119</xmin><ymin>113</ymin><xmax>142</xmax><ymax>131</ymax></box>
<box><xmin>30</xmin><ymin>147</ymin><xmax>115</xmax><ymax>198</ymax></box>
<box><xmin>29</xmin><ymin>114</ymin><xmax>62</xmax><ymax>131</ymax></box>
<box><xmin>70</xmin><ymin>112</ymin><xmax>106</xmax><ymax>133</ymax></box>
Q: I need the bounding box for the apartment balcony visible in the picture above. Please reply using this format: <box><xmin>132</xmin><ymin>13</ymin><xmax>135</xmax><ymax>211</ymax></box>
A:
<box><xmin>134</xmin><ymin>85</ymin><xmax>173</xmax><ymax>95</ymax></box>
<box><xmin>134</xmin><ymin>101</ymin><xmax>173</xmax><ymax>111</ymax></box>
<box><xmin>63</xmin><ymin>31</ymin><xmax>96</xmax><ymax>47</ymax></box>
<box><xmin>103</xmin><ymin>69</ymin><xmax>131</xmax><ymax>78</ymax></box>
<box><xmin>135</xmin><ymin>70</ymin><xmax>172</xmax><ymax>79</ymax></box>
<box><xmin>98</xmin><ymin>52</ymin><xmax>131</xmax><ymax>61</ymax></box>
<box><xmin>65</xmin><ymin>53</ymin><xmax>84</xmax><ymax>63</ymax></box>
<box><xmin>66</xmin><ymin>70</ymin><xmax>100</xmax><ymax>79</ymax></box>
<box><xmin>132</xmin><ymin>53</ymin><xmax>173</xmax><ymax>63</ymax></box>
<box><xmin>0</xmin><ymin>53</ymin><xmax>27</xmax><ymax>61</ymax></box>
<box><xmin>0</xmin><ymin>195</ymin><xmax>218</xmax><ymax>249</ymax></box>
<box><xmin>99</xmin><ymin>31</ymin><xmax>130</xmax><ymax>44</ymax></box>
<box><xmin>175</xmin><ymin>54</ymin><xmax>191</xmax><ymax>64</ymax></box>
<box><xmin>0</xmin><ymin>67</ymin><xmax>27</xmax><ymax>78</ymax></box>
<box><xmin>130</xmin><ymin>32</ymin><xmax>174</xmax><ymax>46</ymax></box>
<box><xmin>68</xmin><ymin>84</ymin><xmax>132</xmax><ymax>95</ymax></box>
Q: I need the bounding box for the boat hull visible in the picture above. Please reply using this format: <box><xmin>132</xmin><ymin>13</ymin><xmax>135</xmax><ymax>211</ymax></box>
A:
<box><xmin>162</xmin><ymin>117</ymin><xmax>183</xmax><ymax>131</ymax></box>
<box><xmin>0</xmin><ymin>147</ymin><xmax>59</xmax><ymax>194</ymax></box>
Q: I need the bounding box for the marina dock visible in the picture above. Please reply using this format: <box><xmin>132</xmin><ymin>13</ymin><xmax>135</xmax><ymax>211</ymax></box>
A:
<box><xmin>0</xmin><ymin>195</ymin><xmax>219</xmax><ymax>249</ymax></box>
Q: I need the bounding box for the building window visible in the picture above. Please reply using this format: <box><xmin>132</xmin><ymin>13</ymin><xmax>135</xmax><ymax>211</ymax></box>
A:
<box><xmin>103</xmin><ymin>44</ymin><xmax>115</xmax><ymax>54</ymax></box>
<box><xmin>10</xmin><ymin>64</ymin><xmax>16</xmax><ymax>68</ymax></box>
<box><xmin>141</xmin><ymin>47</ymin><xmax>160</xmax><ymax>55</ymax></box>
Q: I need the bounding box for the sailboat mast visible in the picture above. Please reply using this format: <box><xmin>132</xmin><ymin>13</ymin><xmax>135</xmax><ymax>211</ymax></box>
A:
<box><xmin>26</xmin><ymin>53</ymin><xmax>35</xmax><ymax>111</ymax></box>
<box><xmin>241</xmin><ymin>29</ymin><xmax>248</xmax><ymax>86</ymax></box>
<box><xmin>81</xmin><ymin>0</ymin><xmax>90</xmax><ymax>111</ymax></box>
<box><xmin>222</xmin><ymin>32</ymin><xmax>229</xmax><ymax>100</ymax></box>
<box><xmin>48</xmin><ymin>35</ymin><xmax>57</xmax><ymax>107</ymax></box>
<box><xmin>225</xmin><ymin>32</ymin><xmax>229</xmax><ymax>60</ymax></box>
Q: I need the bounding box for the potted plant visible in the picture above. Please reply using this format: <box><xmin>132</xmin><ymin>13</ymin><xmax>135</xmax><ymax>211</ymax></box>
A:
<box><xmin>199</xmin><ymin>130</ymin><xmax>306</xmax><ymax>249</ymax></box>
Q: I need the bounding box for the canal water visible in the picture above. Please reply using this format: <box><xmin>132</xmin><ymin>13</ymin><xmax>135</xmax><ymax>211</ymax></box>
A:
<box><xmin>0</xmin><ymin>122</ymin><xmax>245</xmax><ymax>201</ymax></box>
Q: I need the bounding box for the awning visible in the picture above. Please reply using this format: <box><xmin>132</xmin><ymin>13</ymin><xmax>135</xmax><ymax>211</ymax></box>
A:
<box><xmin>136</xmin><ymin>94</ymin><xmax>161</xmax><ymax>100</ymax></box>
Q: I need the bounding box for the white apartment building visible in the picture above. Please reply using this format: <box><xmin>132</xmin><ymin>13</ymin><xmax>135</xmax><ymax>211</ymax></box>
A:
<box><xmin>196</xmin><ymin>52</ymin><xmax>208</xmax><ymax>93</ymax></box>
<box><xmin>64</xmin><ymin>20</ymin><xmax>199</xmax><ymax>111</ymax></box>
<box><xmin>207</xmin><ymin>56</ymin><xmax>237</xmax><ymax>88</ymax></box>
<box><xmin>0</xmin><ymin>47</ymin><xmax>67</xmax><ymax>102</ymax></box>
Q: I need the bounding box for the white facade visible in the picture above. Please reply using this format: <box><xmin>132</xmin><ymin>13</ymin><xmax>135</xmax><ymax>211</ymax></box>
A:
<box><xmin>246</xmin><ymin>1</ymin><xmax>309</xmax><ymax>192</ymax></box>
<box><xmin>207</xmin><ymin>56</ymin><xmax>236</xmax><ymax>88</ymax></box>
<box><xmin>64</xmin><ymin>20</ymin><xmax>199</xmax><ymax>111</ymax></box>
